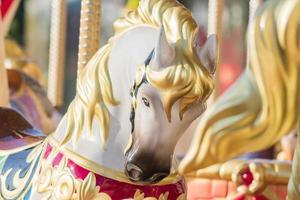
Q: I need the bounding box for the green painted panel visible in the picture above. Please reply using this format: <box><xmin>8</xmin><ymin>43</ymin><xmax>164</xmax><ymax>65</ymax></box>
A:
<box><xmin>0</xmin><ymin>155</ymin><xmax>7</xmax><ymax>172</ymax></box>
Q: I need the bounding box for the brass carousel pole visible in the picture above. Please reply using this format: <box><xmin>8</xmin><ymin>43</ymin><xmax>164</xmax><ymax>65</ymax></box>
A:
<box><xmin>47</xmin><ymin>0</ymin><xmax>67</xmax><ymax>108</ymax></box>
<box><xmin>77</xmin><ymin>0</ymin><xmax>101</xmax><ymax>71</ymax></box>
<box><xmin>207</xmin><ymin>0</ymin><xmax>224</xmax><ymax>100</ymax></box>
<box><xmin>0</xmin><ymin>11</ymin><xmax>9</xmax><ymax>107</ymax></box>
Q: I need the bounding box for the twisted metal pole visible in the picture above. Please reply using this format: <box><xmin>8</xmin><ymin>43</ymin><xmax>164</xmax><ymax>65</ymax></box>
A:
<box><xmin>77</xmin><ymin>0</ymin><xmax>101</xmax><ymax>71</ymax></box>
<box><xmin>0</xmin><ymin>11</ymin><xmax>9</xmax><ymax>107</ymax></box>
<box><xmin>207</xmin><ymin>0</ymin><xmax>224</xmax><ymax>99</ymax></box>
<box><xmin>47</xmin><ymin>0</ymin><xmax>67</xmax><ymax>108</ymax></box>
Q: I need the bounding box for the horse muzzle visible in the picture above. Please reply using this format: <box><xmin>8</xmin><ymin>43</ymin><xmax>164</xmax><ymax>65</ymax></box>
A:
<box><xmin>125</xmin><ymin>161</ymin><xmax>169</xmax><ymax>184</ymax></box>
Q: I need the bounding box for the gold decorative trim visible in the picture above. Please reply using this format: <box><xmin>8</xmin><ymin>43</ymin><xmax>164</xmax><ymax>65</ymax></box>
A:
<box><xmin>186</xmin><ymin>159</ymin><xmax>291</xmax><ymax>185</ymax></box>
<box><xmin>133</xmin><ymin>190</ymin><xmax>185</xmax><ymax>200</ymax></box>
<box><xmin>36</xmin><ymin>154</ymin><xmax>112</xmax><ymax>200</ymax></box>
<box><xmin>47</xmin><ymin>135</ymin><xmax>182</xmax><ymax>186</ymax></box>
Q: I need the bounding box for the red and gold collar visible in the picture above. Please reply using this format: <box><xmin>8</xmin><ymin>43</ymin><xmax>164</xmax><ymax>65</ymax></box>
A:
<box><xmin>35</xmin><ymin>137</ymin><xmax>186</xmax><ymax>199</ymax></box>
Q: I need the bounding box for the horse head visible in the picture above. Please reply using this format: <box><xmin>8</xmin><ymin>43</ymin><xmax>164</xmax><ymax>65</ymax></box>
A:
<box><xmin>124</xmin><ymin>26</ymin><xmax>218</xmax><ymax>183</ymax></box>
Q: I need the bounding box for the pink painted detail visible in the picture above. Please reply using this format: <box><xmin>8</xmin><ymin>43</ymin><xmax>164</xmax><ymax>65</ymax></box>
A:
<box><xmin>1</xmin><ymin>0</ymin><xmax>14</xmax><ymax>18</ymax></box>
<box><xmin>241</xmin><ymin>168</ymin><xmax>254</xmax><ymax>186</ymax></box>
<box><xmin>234</xmin><ymin>194</ymin><xmax>268</xmax><ymax>200</ymax></box>
<box><xmin>67</xmin><ymin>159</ymin><xmax>90</xmax><ymax>180</ymax></box>
<box><xmin>276</xmin><ymin>185</ymin><xmax>287</xmax><ymax>199</ymax></box>
<box><xmin>234</xmin><ymin>194</ymin><xmax>245</xmax><ymax>200</ymax></box>
<box><xmin>187</xmin><ymin>178</ymin><xmax>287</xmax><ymax>200</ymax></box>
<box><xmin>187</xmin><ymin>178</ymin><xmax>231</xmax><ymax>199</ymax></box>
<box><xmin>42</xmin><ymin>143</ymin><xmax>185</xmax><ymax>199</ymax></box>
<box><xmin>44</xmin><ymin>144</ymin><xmax>53</xmax><ymax>159</ymax></box>
<box><xmin>52</xmin><ymin>153</ymin><xmax>63</xmax><ymax>167</ymax></box>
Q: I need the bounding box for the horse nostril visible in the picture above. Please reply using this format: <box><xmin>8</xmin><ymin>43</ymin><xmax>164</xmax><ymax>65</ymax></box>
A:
<box><xmin>126</xmin><ymin>163</ymin><xmax>143</xmax><ymax>181</ymax></box>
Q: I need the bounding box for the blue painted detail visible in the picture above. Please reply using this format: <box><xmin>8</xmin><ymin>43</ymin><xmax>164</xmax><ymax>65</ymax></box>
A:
<box><xmin>10</xmin><ymin>100</ymin><xmax>24</xmax><ymax>115</ymax></box>
<box><xmin>24</xmin><ymin>187</ymin><xmax>32</xmax><ymax>200</ymax></box>
<box><xmin>2</xmin><ymin>148</ymin><xmax>32</xmax><ymax>191</ymax></box>
<box><xmin>22</xmin><ymin>129</ymin><xmax>46</xmax><ymax>138</ymax></box>
<box><xmin>0</xmin><ymin>144</ymin><xmax>42</xmax><ymax>200</ymax></box>
<box><xmin>144</xmin><ymin>49</ymin><xmax>154</xmax><ymax>65</ymax></box>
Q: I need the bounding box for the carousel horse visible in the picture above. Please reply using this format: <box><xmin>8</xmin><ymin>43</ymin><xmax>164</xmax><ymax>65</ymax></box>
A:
<box><xmin>5</xmin><ymin>39</ymin><xmax>44</xmax><ymax>84</ymax></box>
<box><xmin>7</xmin><ymin>69</ymin><xmax>61</xmax><ymax>135</ymax></box>
<box><xmin>178</xmin><ymin>0</ymin><xmax>299</xmax><ymax>199</ymax></box>
<box><xmin>0</xmin><ymin>0</ymin><xmax>218</xmax><ymax>199</ymax></box>
<box><xmin>179</xmin><ymin>0</ymin><xmax>300</xmax><ymax>173</ymax></box>
<box><xmin>4</xmin><ymin>39</ymin><xmax>61</xmax><ymax>135</ymax></box>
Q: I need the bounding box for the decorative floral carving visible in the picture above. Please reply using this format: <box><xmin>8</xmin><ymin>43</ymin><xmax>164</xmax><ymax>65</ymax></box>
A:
<box><xmin>229</xmin><ymin>162</ymin><xmax>277</xmax><ymax>199</ymax></box>
<box><xmin>0</xmin><ymin>144</ymin><xmax>43</xmax><ymax>200</ymax></box>
<box><xmin>133</xmin><ymin>190</ymin><xmax>169</xmax><ymax>200</ymax></box>
<box><xmin>232</xmin><ymin>162</ymin><xmax>266</xmax><ymax>195</ymax></box>
<box><xmin>74</xmin><ymin>173</ymin><xmax>111</xmax><ymax>200</ymax></box>
<box><xmin>34</xmin><ymin>144</ymin><xmax>185</xmax><ymax>199</ymax></box>
<box><xmin>35</xmin><ymin>155</ymin><xmax>111</xmax><ymax>200</ymax></box>
<box><xmin>132</xmin><ymin>190</ymin><xmax>185</xmax><ymax>200</ymax></box>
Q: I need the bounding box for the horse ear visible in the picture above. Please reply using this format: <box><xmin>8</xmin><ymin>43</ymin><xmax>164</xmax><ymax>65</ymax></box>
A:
<box><xmin>150</xmin><ymin>26</ymin><xmax>175</xmax><ymax>70</ymax></box>
<box><xmin>195</xmin><ymin>31</ymin><xmax>218</xmax><ymax>74</ymax></box>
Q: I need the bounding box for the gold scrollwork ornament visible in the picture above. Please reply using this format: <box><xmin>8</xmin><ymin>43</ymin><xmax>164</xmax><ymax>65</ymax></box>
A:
<box><xmin>35</xmin><ymin>156</ymin><xmax>111</xmax><ymax>200</ymax></box>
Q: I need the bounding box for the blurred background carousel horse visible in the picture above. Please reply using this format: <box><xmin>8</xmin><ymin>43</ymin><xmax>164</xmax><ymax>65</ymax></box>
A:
<box><xmin>5</xmin><ymin>39</ymin><xmax>61</xmax><ymax>134</ymax></box>
<box><xmin>288</xmin><ymin>120</ymin><xmax>300</xmax><ymax>199</ymax></box>
<box><xmin>0</xmin><ymin>0</ymin><xmax>220</xmax><ymax>199</ymax></box>
<box><xmin>0</xmin><ymin>0</ymin><xmax>62</xmax><ymax>135</ymax></box>
<box><xmin>178</xmin><ymin>0</ymin><xmax>300</xmax><ymax>199</ymax></box>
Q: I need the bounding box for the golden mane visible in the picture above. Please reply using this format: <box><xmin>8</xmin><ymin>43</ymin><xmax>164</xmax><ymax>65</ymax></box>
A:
<box><xmin>179</xmin><ymin>0</ymin><xmax>300</xmax><ymax>173</ymax></box>
<box><xmin>61</xmin><ymin>0</ymin><xmax>214</xmax><ymax>148</ymax></box>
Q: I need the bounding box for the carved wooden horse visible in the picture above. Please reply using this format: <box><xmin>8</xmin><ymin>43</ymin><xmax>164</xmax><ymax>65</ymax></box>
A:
<box><xmin>0</xmin><ymin>0</ymin><xmax>218</xmax><ymax>199</ymax></box>
<box><xmin>180</xmin><ymin>0</ymin><xmax>300</xmax><ymax>173</ymax></box>
<box><xmin>179</xmin><ymin>0</ymin><xmax>300</xmax><ymax>199</ymax></box>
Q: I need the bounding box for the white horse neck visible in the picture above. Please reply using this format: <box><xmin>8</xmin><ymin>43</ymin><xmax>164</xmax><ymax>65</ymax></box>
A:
<box><xmin>52</xmin><ymin>26</ymin><xmax>158</xmax><ymax>171</ymax></box>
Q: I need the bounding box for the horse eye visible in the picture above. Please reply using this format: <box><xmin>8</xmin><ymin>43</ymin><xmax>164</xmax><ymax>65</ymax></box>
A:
<box><xmin>142</xmin><ymin>97</ymin><xmax>150</xmax><ymax>107</ymax></box>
